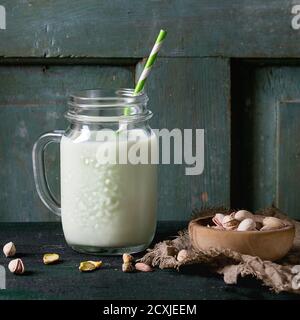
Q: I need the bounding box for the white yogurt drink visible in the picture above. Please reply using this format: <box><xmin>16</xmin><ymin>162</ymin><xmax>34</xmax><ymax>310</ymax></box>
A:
<box><xmin>60</xmin><ymin>129</ymin><xmax>157</xmax><ymax>253</ymax></box>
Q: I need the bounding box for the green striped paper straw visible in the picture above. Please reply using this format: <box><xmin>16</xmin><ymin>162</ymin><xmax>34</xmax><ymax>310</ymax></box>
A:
<box><xmin>134</xmin><ymin>29</ymin><xmax>167</xmax><ymax>94</ymax></box>
<box><xmin>123</xmin><ymin>29</ymin><xmax>166</xmax><ymax>117</ymax></box>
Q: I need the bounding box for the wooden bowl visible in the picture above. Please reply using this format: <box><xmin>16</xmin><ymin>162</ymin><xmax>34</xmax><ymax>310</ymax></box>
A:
<box><xmin>188</xmin><ymin>216</ymin><xmax>295</xmax><ymax>261</ymax></box>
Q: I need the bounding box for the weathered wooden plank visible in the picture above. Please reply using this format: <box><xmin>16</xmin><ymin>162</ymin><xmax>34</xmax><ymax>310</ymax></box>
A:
<box><xmin>231</xmin><ymin>63</ymin><xmax>277</xmax><ymax>212</ymax></box>
<box><xmin>0</xmin><ymin>64</ymin><xmax>134</xmax><ymax>222</ymax></box>
<box><xmin>231</xmin><ymin>62</ymin><xmax>300</xmax><ymax>219</ymax></box>
<box><xmin>0</xmin><ymin>222</ymin><xmax>298</xmax><ymax>300</ymax></box>
<box><xmin>0</xmin><ymin>58</ymin><xmax>230</xmax><ymax>222</ymax></box>
<box><xmin>0</xmin><ymin>58</ymin><xmax>138</xmax><ymax>66</ymax></box>
<box><xmin>138</xmin><ymin>57</ymin><xmax>231</xmax><ymax>220</ymax></box>
<box><xmin>277</xmin><ymin>102</ymin><xmax>300</xmax><ymax>219</ymax></box>
<box><xmin>1</xmin><ymin>0</ymin><xmax>300</xmax><ymax>58</ymax></box>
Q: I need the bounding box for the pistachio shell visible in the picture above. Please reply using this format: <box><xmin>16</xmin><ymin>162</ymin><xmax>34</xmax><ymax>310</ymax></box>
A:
<box><xmin>135</xmin><ymin>263</ymin><xmax>153</xmax><ymax>272</ymax></box>
<box><xmin>234</xmin><ymin>210</ymin><xmax>253</xmax><ymax>221</ymax></box>
<box><xmin>43</xmin><ymin>253</ymin><xmax>60</xmax><ymax>265</ymax></box>
<box><xmin>262</xmin><ymin>217</ymin><xmax>285</xmax><ymax>230</ymax></box>
<box><xmin>237</xmin><ymin>218</ymin><xmax>256</xmax><ymax>231</ymax></box>
<box><xmin>177</xmin><ymin>249</ymin><xmax>189</xmax><ymax>262</ymax></box>
<box><xmin>222</xmin><ymin>215</ymin><xmax>239</xmax><ymax>230</ymax></box>
<box><xmin>291</xmin><ymin>265</ymin><xmax>300</xmax><ymax>274</ymax></box>
<box><xmin>79</xmin><ymin>260</ymin><xmax>102</xmax><ymax>272</ymax></box>
<box><xmin>122</xmin><ymin>262</ymin><xmax>135</xmax><ymax>272</ymax></box>
<box><xmin>3</xmin><ymin>241</ymin><xmax>16</xmax><ymax>257</ymax></box>
<box><xmin>8</xmin><ymin>258</ymin><xmax>25</xmax><ymax>274</ymax></box>
<box><xmin>212</xmin><ymin>213</ymin><xmax>225</xmax><ymax>227</ymax></box>
<box><xmin>122</xmin><ymin>253</ymin><xmax>134</xmax><ymax>264</ymax></box>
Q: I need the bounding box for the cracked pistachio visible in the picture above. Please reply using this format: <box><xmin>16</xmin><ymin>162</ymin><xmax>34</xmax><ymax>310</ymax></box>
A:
<box><xmin>3</xmin><ymin>242</ymin><xmax>16</xmax><ymax>257</ymax></box>
<box><xmin>122</xmin><ymin>262</ymin><xmax>135</xmax><ymax>273</ymax></box>
<box><xmin>122</xmin><ymin>253</ymin><xmax>134</xmax><ymax>264</ymax></box>
<box><xmin>8</xmin><ymin>258</ymin><xmax>25</xmax><ymax>274</ymax></box>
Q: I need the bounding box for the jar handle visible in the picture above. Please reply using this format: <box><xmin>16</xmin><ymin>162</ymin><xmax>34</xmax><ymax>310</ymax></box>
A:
<box><xmin>32</xmin><ymin>131</ymin><xmax>64</xmax><ymax>217</ymax></box>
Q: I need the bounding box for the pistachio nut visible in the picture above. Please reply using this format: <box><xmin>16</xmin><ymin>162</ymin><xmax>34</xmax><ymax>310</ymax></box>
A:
<box><xmin>43</xmin><ymin>253</ymin><xmax>60</xmax><ymax>265</ymax></box>
<box><xmin>79</xmin><ymin>260</ymin><xmax>102</xmax><ymax>272</ymax></box>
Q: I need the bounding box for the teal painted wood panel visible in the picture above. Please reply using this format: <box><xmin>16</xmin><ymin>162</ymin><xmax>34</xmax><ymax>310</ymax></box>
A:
<box><xmin>0</xmin><ymin>64</ymin><xmax>134</xmax><ymax>221</ymax></box>
<box><xmin>277</xmin><ymin>102</ymin><xmax>300</xmax><ymax>219</ymax></box>
<box><xmin>231</xmin><ymin>63</ymin><xmax>300</xmax><ymax>219</ymax></box>
<box><xmin>0</xmin><ymin>58</ymin><xmax>231</xmax><ymax>222</ymax></box>
<box><xmin>1</xmin><ymin>0</ymin><xmax>300</xmax><ymax>58</ymax></box>
<box><xmin>138</xmin><ymin>58</ymin><xmax>231</xmax><ymax>220</ymax></box>
<box><xmin>0</xmin><ymin>1</ymin><xmax>234</xmax><ymax>222</ymax></box>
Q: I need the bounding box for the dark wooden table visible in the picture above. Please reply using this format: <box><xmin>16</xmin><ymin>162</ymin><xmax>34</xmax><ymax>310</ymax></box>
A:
<box><xmin>0</xmin><ymin>222</ymin><xmax>299</xmax><ymax>300</ymax></box>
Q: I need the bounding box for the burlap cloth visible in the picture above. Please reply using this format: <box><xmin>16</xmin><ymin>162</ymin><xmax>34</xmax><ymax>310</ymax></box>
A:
<box><xmin>139</xmin><ymin>207</ymin><xmax>300</xmax><ymax>294</ymax></box>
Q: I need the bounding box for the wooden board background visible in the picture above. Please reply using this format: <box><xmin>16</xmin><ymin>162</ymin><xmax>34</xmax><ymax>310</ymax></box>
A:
<box><xmin>0</xmin><ymin>1</ymin><xmax>300</xmax><ymax>221</ymax></box>
<box><xmin>1</xmin><ymin>0</ymin><xmax>300</xmax><ymax>58</ymax></box>
<box><xmin>231</xmin><ymin>63</ymin><xmax>300</xmax><ymax>219</ymax></box>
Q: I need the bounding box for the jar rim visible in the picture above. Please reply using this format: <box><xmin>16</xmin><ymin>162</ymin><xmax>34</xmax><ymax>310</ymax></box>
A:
<box><xmin>69</xmin><ymin>88</ymin><xmax>148</xmax><ymax>108</ymax></box>
<box><xmin>66</xmin><ymin>88</ymin><xmax>151</xmax><ymax>123</ymax></box>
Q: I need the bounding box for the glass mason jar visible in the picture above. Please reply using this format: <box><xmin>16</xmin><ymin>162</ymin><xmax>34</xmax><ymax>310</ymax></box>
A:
<box><xmin>32</xmin><ymin>89</ymin><xmax>157</xmax><ymax>255</ymax></box>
